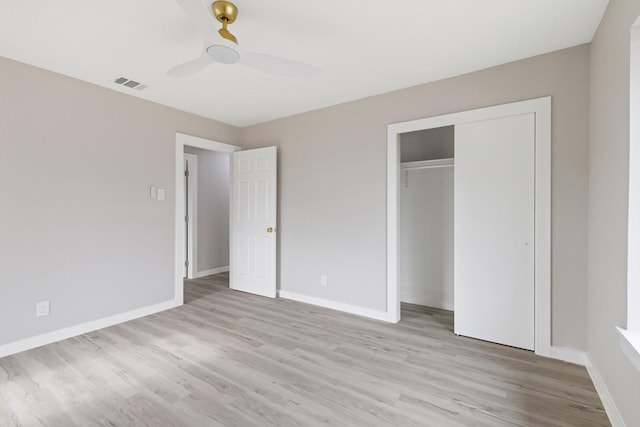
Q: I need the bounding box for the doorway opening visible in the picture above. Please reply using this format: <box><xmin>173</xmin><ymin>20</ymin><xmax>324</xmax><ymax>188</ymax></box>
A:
<box><xmin>174</xmin><ymin>133</ymin><xmax>241</xmax><ymax>304</ymax></box>
<box><xmin>183</xmin><ymin>147</ymin><xmax>232</xmax><ymax>280</ymax></box>
<box><xmin>387</xmin><ymin>97</ymin><xmax>551</xmax><ymax>356</ymax></box>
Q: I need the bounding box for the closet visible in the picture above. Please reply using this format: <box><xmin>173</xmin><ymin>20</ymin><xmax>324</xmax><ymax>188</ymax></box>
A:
<box><xmin>397</xmin><ymin>110</ymin><xmax>538</xmax><ymax>352</ymax></box>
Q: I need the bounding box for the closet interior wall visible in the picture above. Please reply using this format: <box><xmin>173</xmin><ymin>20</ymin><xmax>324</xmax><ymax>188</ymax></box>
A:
<box><xmin>399</xmin><ymin>126</ymin><xmax>455</xmax><ymax>310</ymax></box>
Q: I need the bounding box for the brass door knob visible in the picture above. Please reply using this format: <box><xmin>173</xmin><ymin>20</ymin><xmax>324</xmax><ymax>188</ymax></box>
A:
<box><xmin>267</xmin><ymin>227</ymin><xmax>274</xmax><ymax>233</ymax></box>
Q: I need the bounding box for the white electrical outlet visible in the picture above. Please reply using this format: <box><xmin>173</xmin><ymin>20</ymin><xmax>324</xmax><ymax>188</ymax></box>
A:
<box><xmin>36</xmin><ymin>301</ymin><xmax>50</xmax><ymax>318</ymax></box>
<box><xmin>320</xmin><ymin>274</ymin><xmax>327</xmax><ymax>287</ymax></box>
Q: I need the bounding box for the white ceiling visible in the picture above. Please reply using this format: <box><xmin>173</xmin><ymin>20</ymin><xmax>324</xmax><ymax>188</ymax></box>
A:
<box><xmin>0</xmin><ymin>0</ymin><xmax>608</xmax><ymax>127</ymax></box>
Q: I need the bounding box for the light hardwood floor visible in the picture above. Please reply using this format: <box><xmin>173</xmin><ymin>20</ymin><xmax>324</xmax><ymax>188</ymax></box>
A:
<box><xmin>0</xmin><ymin>273</ymin><xmax>609</xmax><ymax>426</ymax></box>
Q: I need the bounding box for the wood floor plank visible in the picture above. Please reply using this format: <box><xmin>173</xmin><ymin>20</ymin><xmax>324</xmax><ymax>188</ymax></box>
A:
<box><xmin>0</xmin><ymin>273</ymin><xmax>610</xmax><ymax>426</ymax></box>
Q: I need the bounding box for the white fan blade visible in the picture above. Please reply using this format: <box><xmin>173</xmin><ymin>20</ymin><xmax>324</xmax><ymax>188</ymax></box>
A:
<box><xmin>173</xmin><ymin>0</ymin><xmax>218</xmax><ymax>42</ymax></box>
<box><xmin>167</xmin><ymin>53</ymin><xmax>213</xmax><ymax>77</ymax></box>
<box><xmin>238</xmin><ymin>50</ymin><xmax>320</xmax><ymax>77</ymax></box>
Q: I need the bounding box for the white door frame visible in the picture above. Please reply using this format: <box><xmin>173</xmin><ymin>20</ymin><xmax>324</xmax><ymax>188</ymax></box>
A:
<box><xmin>175</xmin><ymin>133</ymin><xmax>241</xmax><ymax>305</ymax></box>
<box><xmin>184</xmin><ymin>153</ymin><xmax>198</xmax><ymax>279</ymax></box>
<box><xmin>386</xmin><ymin>97</ymin><xmax>551</xmax><ymax>357</ymax></box>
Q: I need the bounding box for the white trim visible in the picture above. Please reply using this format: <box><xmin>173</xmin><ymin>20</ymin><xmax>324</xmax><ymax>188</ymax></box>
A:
<box><xmin>184</xmin><ymin>153</ymin><xmax>198</xmax><ymax>279</ymax></box>
<box><xmin>387</xmin><ymin>128</ymin><xmax>401</xmax><ymax>322</ymax></box>
<box><xmin>617</xmin><ymin>327</ymin><xmax>640</xmax><ymax>373</ymax></box>
<box><xmin>549</xmin><ymin>346</ymin><xmax>587</xmax><ymax>366</ymax></box>
<box><xmin>175</xmin><ymin>133</ymin><xmax>241</xmax><ymax>305</ymax></box>
<box><xmin>278</xmin><ymin>290</ymin><xmax>391</xmax><ymax>322</ymax></box>
<box><xmin>387</xmin><ymin>97</ymin><xmax>552</xmax><ymax>357</ymax></box>
<box><xmin>586</xmin><ymin>356</ymin><xmax>627</xmax><ymax>427</ymax></box>
<box><xmin>194</xmin><ymin>265</ymin><xmax>230</xmax><ymax>278</ymax></box>
<box><xmin>176</xmin><ymin>132</ymin><xmax>240</xmax><ymax>152</ymax></box>
<box><xmin>0</xmin><ymin>299</ymin><xmax>179</xmax><ymax>358</ymax></box>
<box><xmin>627</xmin><ymin>22</ymin><xmax>640</xmax><ymax>333</ymax></box>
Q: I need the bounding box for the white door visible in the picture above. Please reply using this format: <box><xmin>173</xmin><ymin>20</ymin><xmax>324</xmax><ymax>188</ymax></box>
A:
<box><xmin>454</xmin><ymin>113</ymin><xmax>535</xmax><ymax>350</ymax></box>
<box><xmin>230</xmin><ymin>147</ymin><xmax>277</xmax><ymax>298</ymax></box>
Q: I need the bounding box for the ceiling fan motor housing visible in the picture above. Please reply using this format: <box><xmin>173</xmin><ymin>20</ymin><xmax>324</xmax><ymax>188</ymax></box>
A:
<box><xmin>212</xmin><ymin>1</ymin><xmax>239</xmax><ymax>44</ymax></box>
<box><xmin>212</xmin><ymin>1</ymin><xmax>237</xmax><ymax>24</ymax></box>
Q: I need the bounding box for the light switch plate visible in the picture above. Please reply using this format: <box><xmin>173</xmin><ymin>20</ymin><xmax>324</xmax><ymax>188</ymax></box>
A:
<box><xmin>157</xmin><ymin>189</ymin><xmax>165</xmax><ymax>201</ymax></box>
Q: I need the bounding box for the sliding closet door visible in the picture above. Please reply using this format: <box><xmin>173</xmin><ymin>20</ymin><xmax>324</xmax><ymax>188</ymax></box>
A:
<box><xmin>454</xmin><ymin>113</ymin><xmax>535</xmax><ymax>350</ymax></box>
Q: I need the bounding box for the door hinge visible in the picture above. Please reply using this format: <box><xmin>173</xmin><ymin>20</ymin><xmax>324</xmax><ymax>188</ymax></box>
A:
<box><xmin>185</xmin><ymin>215</ymin><xmax>189</xmax><ymax>222</ymax></box>
<box><xmin>185</xmin><ymin>260</ymin><xmax>189</xmax><ymax>268</ymax></box>
<box><xmin>185</xmin><ymin>170</ymin><xmax>189</xmax><ymax>177</ymax></box>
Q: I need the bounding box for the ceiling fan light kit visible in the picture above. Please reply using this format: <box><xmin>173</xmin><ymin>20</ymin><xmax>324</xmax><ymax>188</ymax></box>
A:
<box><xmin>207</xmin><ymin>45</ymin><xmax>239</xmax><ymax>64</ymax></box>
<box><xmin>168</xmin><ymin>0</ymin><xmax>320</xmax><ymax>78</ymax></box>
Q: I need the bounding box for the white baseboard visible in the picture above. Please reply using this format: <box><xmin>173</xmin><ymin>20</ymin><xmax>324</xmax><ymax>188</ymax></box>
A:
<box><xmin>586</xmin><ymin>355</ymin><xmax>626</xmax><ymax>427</ymax></box>
<box><xmin>278</xmin><ymin>290</ymin><xmax>392</xmax><ymax>322</ymax></box>
<box><xmin>0</xmin><ymin>299</ymin><xmax>180</xmax><ymax>359</ymax></box>
<box><xmin>549</xmin><ymin>346</ymin><xmax>587</xmax><ymax>366</ymax></box>
<box><xmin>194</xmin><ymin>266</ymin><xmax>229</xmax><ymax>278</ymax></box>
<box><xmin>400</xmin><ymin>291</ymin><xmax>454</xmax><ymax>311</ymax></box>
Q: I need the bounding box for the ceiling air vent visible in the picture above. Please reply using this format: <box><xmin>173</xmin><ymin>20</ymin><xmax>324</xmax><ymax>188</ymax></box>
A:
<box><xmin>113</xmin><ymin>77</ymin><xmax>147</xmax><ymax>91</ymax></box>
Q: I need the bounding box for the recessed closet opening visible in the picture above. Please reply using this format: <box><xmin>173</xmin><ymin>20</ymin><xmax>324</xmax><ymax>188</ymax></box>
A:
<box><xmin>399</xmin><ymin>126</ymin><xmax>454</xmax><ymax>321</ymax></box>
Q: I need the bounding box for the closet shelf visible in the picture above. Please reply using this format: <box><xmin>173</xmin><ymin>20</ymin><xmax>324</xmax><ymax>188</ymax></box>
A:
<box><xmin>400</xmin><ymin>158</ymin><xmax>454</xmax><ymax>170</ymax></box>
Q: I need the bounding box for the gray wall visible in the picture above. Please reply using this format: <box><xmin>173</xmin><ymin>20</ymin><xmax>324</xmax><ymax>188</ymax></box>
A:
<box><xmin>399</xmin><ymin>167</ymin><xmax>454</xmax><ymax>309</ymax></box>
<box><xmin>241</xmin><ymin>44</ymin><xmax>591</xmax><ymax>350</ymax></box>
<box><xmin>0</xmin><ymin>56</ymin><xmax>239</xmax><ymax>346</ymax></box>
<box><xmin>183</xmin><ymin>146</ymin><xmax>230</xmax><ymax>273</ymax></box>
<box><xmin>400</xmin><ymin>126</ymin><xmax>454</xmax><ymax>162</ymax></box>
<box><xmin>588</xmin><ymin>0</ymin><xmax>640</xmax><ymax>425</ymax></box>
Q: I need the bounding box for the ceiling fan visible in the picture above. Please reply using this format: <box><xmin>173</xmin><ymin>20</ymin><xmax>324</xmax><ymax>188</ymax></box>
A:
<box><xmin>168</xmin><ymin>0</ymin><xmax>320</xmax><ymax>78</ymax></box>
